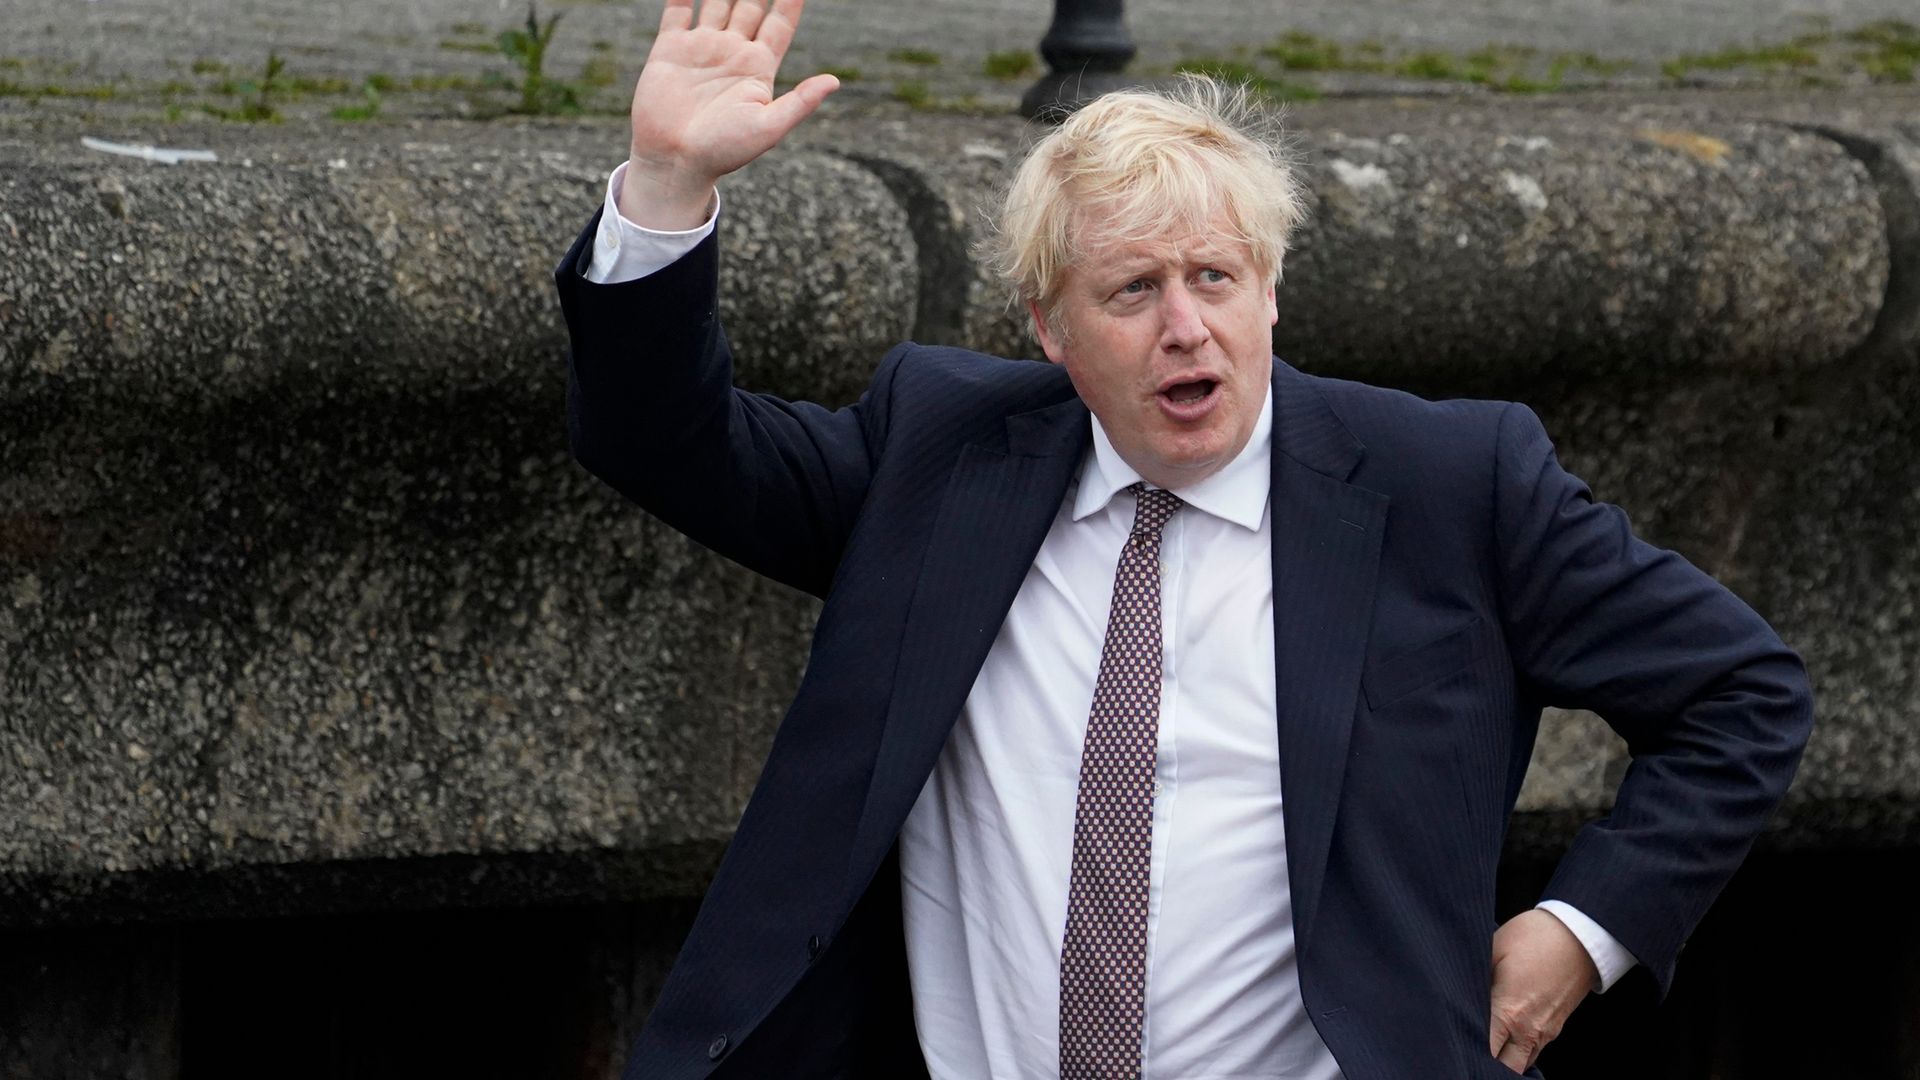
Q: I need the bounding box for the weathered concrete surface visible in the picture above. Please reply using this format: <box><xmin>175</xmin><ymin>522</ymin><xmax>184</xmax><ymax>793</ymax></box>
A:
<box><xmin>0</xmin><ymin>139</ymin><xmax>911</xmax><ymax>921</ymax></box>
<box><xmin>802</xmin><ymin>106</ymin><xmax>1891</xmax><ymax>382</ymax></box>
<box><xmin>1</xmin><ymin>93</ymin><xmax>1917</xmax><ymax>923</ymax></box>
<box><xmin>0</xmin><ymin>138</ymin><xmax>913</xmax><ymax>405</ymax></box>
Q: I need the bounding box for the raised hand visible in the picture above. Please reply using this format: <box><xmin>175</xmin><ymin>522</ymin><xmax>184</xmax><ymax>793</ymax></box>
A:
<box><xmin>622</xmin><ymin>0</ymin><xmax>839</xmax><ymax>229</ymax></box>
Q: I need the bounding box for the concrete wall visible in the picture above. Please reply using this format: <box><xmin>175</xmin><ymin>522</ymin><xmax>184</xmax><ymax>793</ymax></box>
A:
<box><xmin>2</xmin><ymin>94</ymin><xmax>1918</xmax><ymax>1075</ymax></box>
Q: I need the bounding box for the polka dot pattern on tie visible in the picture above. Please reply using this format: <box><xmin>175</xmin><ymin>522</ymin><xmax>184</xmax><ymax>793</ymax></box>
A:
<box><xmin>1059</xmin><ymin>483</ymin><xmax>1182</xmax><ymax>1080</ymax></box>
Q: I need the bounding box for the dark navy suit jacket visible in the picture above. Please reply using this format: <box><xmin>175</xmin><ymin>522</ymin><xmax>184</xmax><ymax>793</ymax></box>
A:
<box><xmin>555</xmin><ymin>215</ymin><xmax>1813</xmax><ymax>1080</ymax></box>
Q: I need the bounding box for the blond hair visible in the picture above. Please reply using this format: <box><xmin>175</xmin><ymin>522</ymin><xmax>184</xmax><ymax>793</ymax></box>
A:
<box><xmin>979</xmin><ymin>74</ymin><xmax>1307</xmax><ymax>341</ymax></box>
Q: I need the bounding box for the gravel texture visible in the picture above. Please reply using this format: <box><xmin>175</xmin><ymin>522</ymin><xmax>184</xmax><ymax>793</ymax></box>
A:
<box><xmin>3</xmin><ymin>0</ymin><xmax>1919</xmax><ymax>124</ymax></box>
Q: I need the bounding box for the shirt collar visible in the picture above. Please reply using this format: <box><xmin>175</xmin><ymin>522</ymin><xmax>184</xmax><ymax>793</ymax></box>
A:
<box><xmin>1071</xmin><ymin>383</ymin><xmax>1273</xmax><ymax>531</ymax></box>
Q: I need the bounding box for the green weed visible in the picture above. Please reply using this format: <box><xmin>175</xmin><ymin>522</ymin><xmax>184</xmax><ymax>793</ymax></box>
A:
<box><xmin>408</xmin><ymin>72</ymin><xmax>477</xmax><ymax>91</ymax></box>
<box><xmin>1261</xmin><ymin>32</ymin><xmax>1373</xmax><ymax>73</ymax></box>
<box><xmin>212</xmin><ymin>50</ymin><xmax>285</xmax><ymax>120</ymax></box>
<box><xmin>1397</xmin><ymin>51</ymin><xmax>1458</xmax><ymax>79</ymax></box>
<box><xmin>889</xmin><ymin>47</ymin><xmax>941</xmax><ymax>65</ymax></box>
<box><xmin>580</xmin><ymin>56</ymin><xmax>619</xmax><ymax>88</ymax></box>
<box><xmin>1665</xmin><ymin>41</ymin><xmax>1820</xmax><ymax>76</ymax></box>
<box><xmin>1848</xmin><ymin>18</ymin><xmax>1919</xmax><ymax>80</ymax></box>
<box><xmin>288</xmin><ymin>75</ymin><xmax>351</xmax><ymax>95</ymax></box>
<box><xmin>331</xmin><ymin>81</ymin><xmax>383</xmax><ymax>121</ymax></box>
<box><xmin>1861</xmin><ymin>52</ymin><xmax>1916</xmax><ymax>80</ymax></box>
<box><xmin>498</xmin><ymin>2</ymin><xmax>579</xmax><ymax>114</ymax></box>
<box><xmin>983</xmin><ymin>50</ymin><xmax>1034</xmax><ymax>79</ymax></box>
<box><xmin>1171</xmin><ymin>59</ymin><xmax>1320</xmax><ymax>101</ymax></box>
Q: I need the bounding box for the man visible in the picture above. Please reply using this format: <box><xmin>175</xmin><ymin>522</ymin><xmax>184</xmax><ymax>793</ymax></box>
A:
<box><xmin>552</xmin><ymin>2</ymin><xmax>1814</xmax><ymax>1077</ymax></box>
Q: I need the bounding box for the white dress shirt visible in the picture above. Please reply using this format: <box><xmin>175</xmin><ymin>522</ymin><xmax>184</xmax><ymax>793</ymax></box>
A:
<box><xmin>584</xmin><ymin>162</ymin><xmax>1637</xmax><ymax>1079</ymax></box>
<box><xmin>901</xmin><ymin>392</ymin><xmax>1345</xmax><ymax>1079</ymax></box>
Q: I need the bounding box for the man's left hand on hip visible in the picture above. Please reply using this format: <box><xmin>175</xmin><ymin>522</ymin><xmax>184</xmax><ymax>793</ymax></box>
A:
<box><xmin>1488</xmin><ymin>907</ymin><xmax>1599</xmax><ymax>1073</ymax></box>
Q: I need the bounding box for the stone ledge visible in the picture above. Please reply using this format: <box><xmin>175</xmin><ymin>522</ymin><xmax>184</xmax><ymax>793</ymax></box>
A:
<box><xmin>2</xmin><ymin>98</ymin><xmax>1917</xmax><ymax>924</ymax></box>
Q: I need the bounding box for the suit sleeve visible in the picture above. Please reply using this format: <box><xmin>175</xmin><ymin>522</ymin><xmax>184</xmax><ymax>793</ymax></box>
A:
<box><xmin>554</xmin><ymin>209</ymin><xmax>900</xmax><ymax>599</ymax></box>
<box><xmin>1491</xmin><ymin>402</ymin><xmax>1813</xmax><ymax>997</ymax></box>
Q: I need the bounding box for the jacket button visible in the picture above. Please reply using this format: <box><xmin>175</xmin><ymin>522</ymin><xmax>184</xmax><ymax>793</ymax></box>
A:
<box><xmin>707</xmin><ymin>1034</ymin><xmax>728</xmax><ymax>1060</ymax></box>
<box><xmin>807</xmin><ymin>934</ymin><xmax>823</xmax><ymax>960</ymax></box>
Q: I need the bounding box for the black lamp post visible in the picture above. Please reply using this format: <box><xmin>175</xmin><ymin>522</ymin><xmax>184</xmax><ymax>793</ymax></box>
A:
<box><xmin>1019</xmin><ymin>0</ymin><xmax>1140</xmax><ymax>120</ymax></box>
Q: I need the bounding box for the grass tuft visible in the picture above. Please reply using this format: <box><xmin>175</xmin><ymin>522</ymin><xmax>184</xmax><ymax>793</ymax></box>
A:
<box><xmin>983</xmin><ymin>50</ymin><xmax>1034</xmax><ymax>79</ymax></box>
<box><xmin>1171</xmin><ymin>59</ymin><xmax>1320</xmax><ymax>101</ymax></box>
<box><xmin>579</xmin><ymin>56</ymin><xmax>619</xmax><ymax>88</ymax></box>
<box><xmin>892</xmin><ymin>79</ymin><xmax>930</xmax><ymax>106</ymax></box>
<box><xmin>497</xmin><ymin>2</ymin><xmax>581</xmax><ymax>114</ymax></box>
<box><xmin>331</xmin><ymin>81</ymin><xmax>383</xmax><ymax>121</ymax></box>
<box><xmin>1397</xmin><ymin>51</ymin><xmax>1457</xmax><ymax>80</ymax></box>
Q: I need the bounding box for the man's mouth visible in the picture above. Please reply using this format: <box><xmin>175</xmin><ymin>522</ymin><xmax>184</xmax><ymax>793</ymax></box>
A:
<box><xmin>1161</xmin><ymin>379</ymin><xmax>1218</xmax><ymax>405</ymax></box>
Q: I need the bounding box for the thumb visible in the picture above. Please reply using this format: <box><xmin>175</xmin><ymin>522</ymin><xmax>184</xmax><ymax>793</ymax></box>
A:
<box><xmin>1488</xmin><ymin>1002</ymin><xmax>1509</xmax><ymax>1058</ymax></box>
<box><xmin>757</xmin><ymin>72</ymin><xmax>840</xmax><ymax>142</ymax></box>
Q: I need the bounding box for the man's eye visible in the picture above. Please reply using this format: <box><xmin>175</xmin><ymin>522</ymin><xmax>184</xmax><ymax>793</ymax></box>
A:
<box><xmin>1198</xmin><ymin>268</ymin><xmax>1228</xmax><ymax>284</ymax></box>
<box><xmin>1119</xmin><ymin>279</ymin><xmax>1149</xmax><ymax>295</ymax></box>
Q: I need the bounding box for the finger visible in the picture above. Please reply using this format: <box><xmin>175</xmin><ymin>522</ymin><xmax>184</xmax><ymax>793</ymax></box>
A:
<box><xmin>1487</xmin><ymin>1011</ymin><xmax>1507</xmax><ymax>1058</ymax></box>
<box><xmin>753</xmin><ymin>72</ymin><xmax>838</xmax><ymax>141</ymax></box>
<box><xmin>755</xmin><ymin>0</ymin><xmax>805</xmax><ymax>59</ymax></box>
<box><xmin>696</xmin><ymin>0</ymin><xmax>731</xmax><ymax>30</ymax></box>
<box><xmin>725</xmin><ymin>0</ymin><xmax>766</xmax><ymax>38</ymax></box>
<box><xmin>658</xmin><ymin>0</ymin><xmax>694</xmax><ymax>33</ymax></box>
<box><xmin>1496</xmin><ymin>1040</ymin><xmax>1530</xmax><ymax>1074</ymax></box>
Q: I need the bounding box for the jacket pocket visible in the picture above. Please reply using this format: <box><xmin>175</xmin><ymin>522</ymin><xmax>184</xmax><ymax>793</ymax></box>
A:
<box><xmin>1362</xmin><ymin>616</ymin><xmax>1485</xmax><ymax>710</ymax></box>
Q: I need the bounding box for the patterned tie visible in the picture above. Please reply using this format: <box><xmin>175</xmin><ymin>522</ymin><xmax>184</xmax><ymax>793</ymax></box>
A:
<box><xmin>1059</xmin><ymin>482</ymin><xmax>1184</xmax><ymax>1080</ymax></box>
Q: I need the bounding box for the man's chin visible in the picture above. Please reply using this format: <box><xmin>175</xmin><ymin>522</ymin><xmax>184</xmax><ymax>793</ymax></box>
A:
<box><xmin>1141</xmin><ymin>450</ymin><xmax>1231</xmax><ymax>491</ymax></box>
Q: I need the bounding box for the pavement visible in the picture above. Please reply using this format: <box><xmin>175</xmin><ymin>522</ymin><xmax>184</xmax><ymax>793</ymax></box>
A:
<box><xmin>1</xmin><ymin>0</ymin><xmax>1917</xmax><ymax>130</ymax></box>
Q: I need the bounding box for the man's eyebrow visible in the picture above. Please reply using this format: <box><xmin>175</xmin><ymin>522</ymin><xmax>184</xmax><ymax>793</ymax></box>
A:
<box><xmin>1086</xmin><ymin>245</ymin><xmax>1245</xmax><ymax>282</ymax></box>
<box><xmin>1079</xmin><ymin>259</ymin><xmax>1157</xmax><ymax>290</ymax></box>
<box><xmin>1186</xmin><ymin>246</ymin><xmax>1246</xmax><ymax>266</ymax></box>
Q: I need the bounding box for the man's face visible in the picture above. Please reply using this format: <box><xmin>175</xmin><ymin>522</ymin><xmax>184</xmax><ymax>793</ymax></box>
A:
<box><xmin>1031</xmin><ymin>207</ymin><xmax>1279</xmax><ymax>492</ymax></box>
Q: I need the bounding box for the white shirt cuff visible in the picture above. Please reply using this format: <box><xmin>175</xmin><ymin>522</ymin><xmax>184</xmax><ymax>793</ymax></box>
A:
<box><xmin>583</xmin><ymin>160</ymin><xmax>719</xmax><ymax>285</ymax></box>
<box><xmin>1535</xmin><ymin>900</ymin><xmax>1638</xmax><ymax>993</ymax></box>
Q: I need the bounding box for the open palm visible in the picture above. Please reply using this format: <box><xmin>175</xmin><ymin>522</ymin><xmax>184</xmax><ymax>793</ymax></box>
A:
<box><xmin>629</xmin><ymin>0</ymin><xmax>838</xmax><ymax>188</ymax></box>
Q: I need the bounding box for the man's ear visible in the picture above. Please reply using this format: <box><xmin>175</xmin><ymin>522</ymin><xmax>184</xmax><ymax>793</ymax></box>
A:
<box><xmin>1028</xmin><ymin>300</ymin><xmax>1064</xmax><ymax>364</ymax></box>
<box><xmin>1265</xmin><ymin>281</ymin><xmax>1279</xmax><ymax>327</ymax></box>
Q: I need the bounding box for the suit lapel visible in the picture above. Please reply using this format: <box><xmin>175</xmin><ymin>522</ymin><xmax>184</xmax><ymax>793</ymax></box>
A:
<box><xmin>1268</xmin><ymin>362</ymin><xmax>1388</xmax><ymax>946</ymax></box>
<box><xmin>842</xmin><ymin>395</ymin><xmax>1090</xmax><ymax>907</ymax></box>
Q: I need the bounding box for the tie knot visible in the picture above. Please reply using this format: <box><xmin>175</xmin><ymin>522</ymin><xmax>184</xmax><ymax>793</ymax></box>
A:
<box><xmin>1128</xmin><ymin>482</ymin><xmax>1183</xmax><ymax>537</ymax></box>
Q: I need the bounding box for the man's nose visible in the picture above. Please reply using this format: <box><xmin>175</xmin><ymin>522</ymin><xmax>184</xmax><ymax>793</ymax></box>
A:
<box><xmin>1159</xmin><ymin>284</ymin><xmax>1210</xmax><ymax>352</ymax></box>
